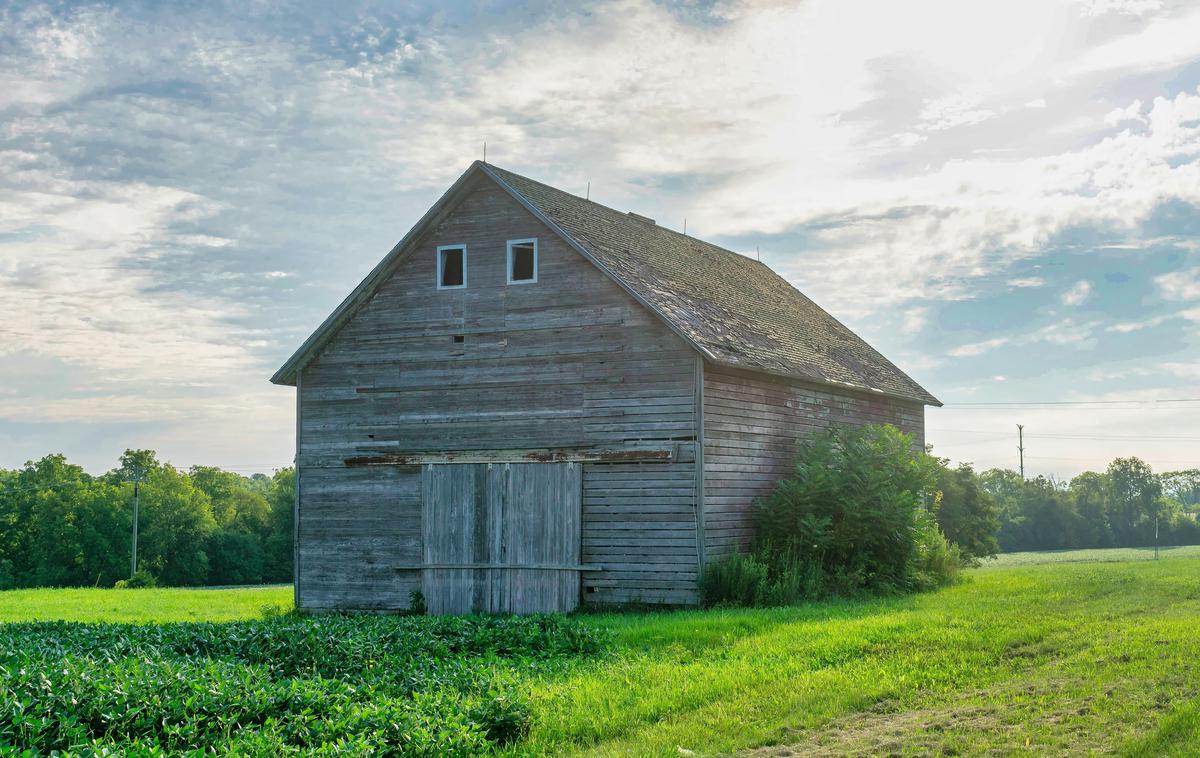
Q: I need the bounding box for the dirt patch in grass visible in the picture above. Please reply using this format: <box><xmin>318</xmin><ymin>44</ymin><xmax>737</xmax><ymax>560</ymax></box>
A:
<box><xmin>745</xmin><ymin>701</ymin><xmax>1015</xmax><ymax>758</ymax></box>
<box><xmin>742</xmin><ymin>678</ymin><xmax>1138</xmax><ymax>758</ymax></box>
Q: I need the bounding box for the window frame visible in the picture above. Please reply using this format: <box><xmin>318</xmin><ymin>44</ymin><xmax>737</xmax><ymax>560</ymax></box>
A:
<box><xmin>436</xmin><ymin>244</ymin><xmax>467</xmax><ymax>290</ymax></box>
<box><xmin>506</xmin><ymin>238</ymin><xmax>538</xmax><ymax>285</ymax></box>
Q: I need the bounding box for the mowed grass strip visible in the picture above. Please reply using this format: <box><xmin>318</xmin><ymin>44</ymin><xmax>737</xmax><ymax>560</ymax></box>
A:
<box><xmin>517</xmin><ymin>556</ymin><xmax>1200</xmax><ymax>756</ymax></box>
<box><xmin>0</xmin><ymin>584</ymin><xmax>292</xmax><ymax>623</ymax></box>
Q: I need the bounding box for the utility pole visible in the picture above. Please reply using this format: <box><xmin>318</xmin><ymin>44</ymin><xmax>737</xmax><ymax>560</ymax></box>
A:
<box><xmin>130</xmin><ymin>466</ymin><xmax>143</xmax><ymax>578</ymax></box>
<box><xmin>1016</xmin><ymin>424</ymin><xmax>1025</xmax><ymax>480</ymax></box>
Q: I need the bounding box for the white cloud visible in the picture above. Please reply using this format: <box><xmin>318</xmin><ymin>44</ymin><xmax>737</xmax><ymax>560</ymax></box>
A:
<box><xmin>1078</xmin><ymin>0</ymin><xmax>1163</xmax><ymax>16</ymax></box>
<box><xmin>1008</xmin><ymin>277</ymin><xmax>1047</xmax><ymax>288</ymax></box>
<box><xmin>919</xmin><ymin>91</ymin><xmax>997</xmax><ymax>131</ymax></box>
<box><xmin>1070</xmin><ymin>4</ymin><xmax>1200</xmax><ymax>76</ymax></box>
<box><xmin>949</xmin><ymin>337</ymin><xmax>1011</xmax><ymax>358</ymax></box>
<box><xmin>1062</xmin><ymin>280</ymin><xmax>1092</xmax><ymax>306</ymax></box>
<box><xmin>1035</xmin><ymin>319</ymin><xmax>1096</xmax><ymax>345</ymax></box>
<box><xmin>1104</xmin><ymin>99</ymin><xmax>1146</xmax><ymax>126</ymax></box>
<box><xmin>902</xmin><ymin>307</ymin><xmax>929</xmax><ymax>334</ymax></box>
<box><xmin>1156</xmin><ymin>268</ymin><xmax>1200</xmax><ymax>301</ymax></box>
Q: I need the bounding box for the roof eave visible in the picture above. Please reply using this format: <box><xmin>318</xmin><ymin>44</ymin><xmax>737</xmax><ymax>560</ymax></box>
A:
<box><xmin>708</xmin><ymin>357</ymin><xmax>942</xmax><ymax>407</ymax></box>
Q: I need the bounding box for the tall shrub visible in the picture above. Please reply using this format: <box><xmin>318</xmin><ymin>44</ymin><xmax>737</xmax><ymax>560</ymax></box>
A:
<box><xmin>750</xmin><ymin>424</ymin><xmax>940</xmax><ymax>595</ymax></box>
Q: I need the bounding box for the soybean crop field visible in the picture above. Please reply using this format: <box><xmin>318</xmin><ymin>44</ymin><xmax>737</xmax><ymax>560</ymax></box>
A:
<box><xmin>2</xmin><ymin>550</ymin><xmax>1198</xmax><ymax>755</ymax></box>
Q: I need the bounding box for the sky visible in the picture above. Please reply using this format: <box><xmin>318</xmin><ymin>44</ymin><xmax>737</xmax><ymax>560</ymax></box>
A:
<box><xmin>1</xmin><ymin>0</ymin><xmax>1199</xmax><ymax>478</ymax></box>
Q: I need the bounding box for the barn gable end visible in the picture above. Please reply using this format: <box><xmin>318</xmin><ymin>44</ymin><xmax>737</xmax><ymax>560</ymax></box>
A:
<box><xmin>295</xmin><ymin>173</ymin><xmax>703</xmax><ymax>610</ymax></box>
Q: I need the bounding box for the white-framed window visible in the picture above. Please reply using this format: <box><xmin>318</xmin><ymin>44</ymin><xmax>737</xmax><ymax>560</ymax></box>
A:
<box><xmin>507</xmin><ymin>238</ymin><xmax>538</xmax><ymax>284</ymax></box>
<box><xmin>437</xmin><ymin>244</ymin><xmax>467</xmax><ymax>289</ymax></box>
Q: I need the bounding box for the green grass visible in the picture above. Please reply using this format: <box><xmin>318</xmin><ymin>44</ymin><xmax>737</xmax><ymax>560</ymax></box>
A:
<box><xmin>985</xmin><ymin>544</ymin><xmax>1200</xmax><ymax>566</ymax></box>
<box><xmin>3</xmin><ymin>552</ymin><xmax>1200</xmax><ymax>755</ymax></box>
<box><xmin>0</xmin><ymin>584</ymin><xmax>292</xmax><ymax>623</ymax></box>
<box><xmin>515</xmin><ymin>552</ymin><xmax>1200</xmax><ymax>756</ymax></box>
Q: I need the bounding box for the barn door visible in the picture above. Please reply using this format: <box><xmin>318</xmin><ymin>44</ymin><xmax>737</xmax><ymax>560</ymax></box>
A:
<box><xmin>421</xmin><ymin>462</ymin><xmax>582</xmax><ymax>614</ymax></box>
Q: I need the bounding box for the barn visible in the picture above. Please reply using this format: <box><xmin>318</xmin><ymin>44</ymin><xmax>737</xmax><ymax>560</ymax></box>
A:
<box><xmin>271</xmin><ymin>161</ymin><xmax>940</xmax><ymax>614</ymax></box>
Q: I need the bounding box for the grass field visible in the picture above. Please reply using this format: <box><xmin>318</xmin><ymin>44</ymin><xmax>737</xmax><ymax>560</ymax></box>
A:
<box><xmin>2</xmin><ymin>551</ymin><xmax>1198</xmax><ymax>755</ymax></box>
<box><xmin>985</xmin><ymin>544</ymin><xmax>1200</xmax><ymax>567</ymax></box>
<box><xmin>0</xmin><ymin>584</ymin><xmax>292</xmax><ymax>623</ymax></box>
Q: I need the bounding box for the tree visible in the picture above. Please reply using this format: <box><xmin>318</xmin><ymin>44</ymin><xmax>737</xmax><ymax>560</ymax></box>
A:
<box><xmin>1068</xmin><ymin>471</ymin><xmax>1110</xmax><ymax>548</ymax></box>
<box><xmin>0</xmin><ymin>451</ymin><xmax>297</xmax><ymax>589</ymax></box>
<box><xmin>997</xmin><ymin>476</ymin><xmax>1083</xmax><ymax>552</ymax></box>
<box><xmin>206</xmin><ymin>530</ymin><xmax>265</xmax><ymax>585</ymax></box>
<box><xmin>189</xmin><ymin>466</ymin><xmax>271</xmax><ymax>534</ymax></box>
<box><xmin>134</xmin><ymin>464</ymin><xmax>217</xmax><ymax>586</ymax></box>
<box><xmin>1106</xmin><ymin>457</ymin><xmax>1161</xmax><ymax>547</ymax></box>
<box><xmin>115</xmin><ymin>449</ymin><xmax>160</xmax><ymax>480</ymax></box>
<box><xmin>262</xmin><ymin>468</ymin><xmax>295</xmax><ymax>583</ymax></box>
<box><xmin>932</xmin><ymin>460</ymin><xmax>999</xmax><ymax>560</ymax></box>
<box><xmin>1160</xmin><ymin>470</ymin><xmax>1200</xmax><ymax>510</ymax></box>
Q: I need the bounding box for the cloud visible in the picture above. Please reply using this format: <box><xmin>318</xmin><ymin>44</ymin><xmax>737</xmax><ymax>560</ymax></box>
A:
<box><xmin>919</xmin><ymin>91</ymin><xmax>997</xmax><ymax>131</ymax></box>
<box><xmin>902</xmin><ymin>307</ymin><xmax>929</xmax><ymax>334</ymax></box>
<box><xmin>1078</xmin><ymin>0</ymin><xmax>1163</xmax><ymax>16</ymax></box>
<box><xmin>1107</xmin><ymin>314</ymin><xmax>1170</xmax><ymax>332</ymax></box>
<box><xmin>949</xmin><ymin>337</ymin><xmax>1012</xmax><ymax>358</ymax></box>
<box><xmin>1061</xmin><ymin>280</ymin><xmax>1092</xmax><ymax>306</ymax></box>
<box><xmin>1</xmin><ymin>0</ymin><xmax>1199</xmax><ymax>474</ymax></box>
<box><xmin>948</xmin><ymin>318</ymin><xmax>1098</xmax><ymax>359</ymax></box>
<box><xmin>1156</xmin><ymin>268</ymin><xmax>1200</xmax><ymax>301</ymax></box>
<box><xmin>1104</xmin><ymin>99</ymin><xmax>1146</xmax><ymax>126</ymax></box>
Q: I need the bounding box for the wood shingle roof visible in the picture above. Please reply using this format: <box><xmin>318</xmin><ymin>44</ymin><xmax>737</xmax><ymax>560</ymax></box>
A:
<box><xmin>273</xmin><ymin>161</ymin><xmax>939</xmax><ymax>406</ymax></box>
<box><xmin>483</xmin><ymin>164</ymin><xmax>939</xmax><ymax>406</ymax></box>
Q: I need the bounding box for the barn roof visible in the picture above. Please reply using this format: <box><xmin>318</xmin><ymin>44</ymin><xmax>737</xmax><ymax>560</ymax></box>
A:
<box><xmin>272</xmin><ymin>161</ymin><xmax>939</xmax><ymax>406</ymax></box>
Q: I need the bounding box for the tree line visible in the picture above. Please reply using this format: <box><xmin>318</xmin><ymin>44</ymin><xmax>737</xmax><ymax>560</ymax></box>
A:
<box><xmin>0</xmin><ymin>450</ymin><xmax>294</xmax><ymax>589</ymax></box>
<box><xmin>1</xmin><ymin>443</ymin><xmax>1197</xmax><ymax>590</ymax></box>
<box><xmin>933</xmin><ymin>456</ymin><xmax>1200</xmax><ymax>555</ymax></box>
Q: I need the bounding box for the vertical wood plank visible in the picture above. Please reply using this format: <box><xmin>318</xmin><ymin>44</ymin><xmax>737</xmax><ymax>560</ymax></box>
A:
<box><xmin>294</xmin><ymin>371</ymin><xmax>302</xmax><ymax>610</ymax></box>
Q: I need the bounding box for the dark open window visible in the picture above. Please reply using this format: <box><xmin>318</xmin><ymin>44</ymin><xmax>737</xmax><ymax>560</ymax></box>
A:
<box><xmin>437</xmin><ymin>245</ymin><xmax>466</xmax><ymax>289</ymax></box>
<box><xmin>507</xmin><ymin>238</ymin><xmax>537</xmax><ymax>284</ymax></box>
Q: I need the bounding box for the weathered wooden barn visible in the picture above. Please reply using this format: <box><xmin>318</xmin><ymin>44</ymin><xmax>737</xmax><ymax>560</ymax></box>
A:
<box><xmin>271</xmin><ymin>161</ymin><xmax>940</xmax><ymax>613</ymax></box>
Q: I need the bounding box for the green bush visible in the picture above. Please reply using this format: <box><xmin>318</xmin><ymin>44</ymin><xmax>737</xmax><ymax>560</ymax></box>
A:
<box><xmin>703</xmin><ymin>424</ymin><xmax>962</xmax><ymax>608</ymax></box>
<box><xmin>114</xmin><ymin>569</ymin><xmax>157</xmax><ymax>589</ymax></box>
<box><xmin>912</xmin><ymin>510</ymin><xmax>963</xmax><ymax>590</ymax></box>
<box><xmin>0</xmin><ymin>614</ymin><xmax>608</xmax><ymax>754</ymax></box>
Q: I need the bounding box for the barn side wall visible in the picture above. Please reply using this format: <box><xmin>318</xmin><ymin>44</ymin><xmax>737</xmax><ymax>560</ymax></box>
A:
<box><xmin>701</xmin><ymin>364</ymin><xmax>926</xmax><ymax>561</ymax></box>
<box><xmin>296</xmin><ymin>176</ymin><xmax>700</xmax><ymax>611</ymax></box>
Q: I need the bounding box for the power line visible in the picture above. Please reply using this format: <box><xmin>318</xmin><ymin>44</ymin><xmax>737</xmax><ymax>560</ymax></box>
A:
<box><xmin>929</xmin><ymin>428</ymin><xmax>1200</xmax><ymax>442</ymax></box>
<box><xmin>941</xmin><ymin>398</ymin><xmax>1200</xmax><ymax>408</ymax></box>
<box><xmin>938</xmin><ymin>405</ymin><xmax>1200</xmax><ymax>412</ymax></box>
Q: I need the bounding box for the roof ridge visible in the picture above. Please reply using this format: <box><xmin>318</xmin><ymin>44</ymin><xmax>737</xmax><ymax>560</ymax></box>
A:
<box><xmin>484</xmin><ymin>162</ymin><xmax>766</xmax><ymax>269</ymax></box>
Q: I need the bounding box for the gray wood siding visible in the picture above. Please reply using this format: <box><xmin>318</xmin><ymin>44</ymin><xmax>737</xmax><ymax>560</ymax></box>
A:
<box><xmin>702</xmin><ymin>364</ymin><xmax>926</xmax><ymax>560</ymax></box>
<box><xmin>297</xmin><ymin>176</ymin><xmax>699</xmax><ymax>611</ymax></box>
